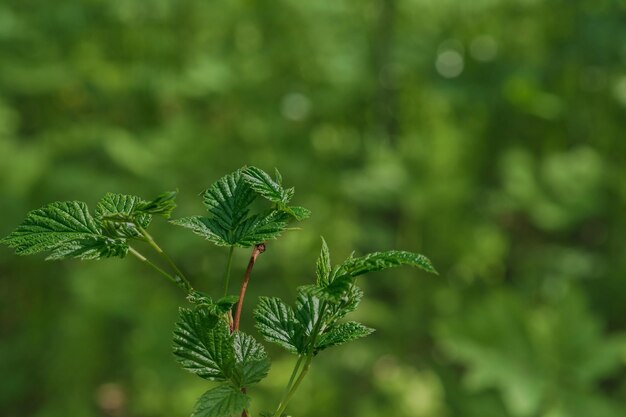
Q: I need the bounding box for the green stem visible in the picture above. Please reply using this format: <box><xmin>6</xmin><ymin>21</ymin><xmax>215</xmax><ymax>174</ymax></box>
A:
<box><xmin>273</xmin><ymin>301</ymin><xmax>328</xmax><ymax>417</ymax></box>
<box><xmin>223</xmin><ymin>246</ymin><xmax>235</xmax><ymax>296</ymax></box>
<box><xmin>136</xmin><ymin>224</ymin><xmax>192</xmax><ymax>292</ymax></box>
<box><xmin>284</xmin><ymin>355</ymin><xmax>304</xmax><ymax>394</ymax></box>
<box><xmin>129</xmin><ymin>246</ymin><xmax>186</xmax><ymax>289</ymax></box>
<box><xmin>273</xmin><ymin>355</ymin><xmax>313</xmax><ymax>417</ymax></box>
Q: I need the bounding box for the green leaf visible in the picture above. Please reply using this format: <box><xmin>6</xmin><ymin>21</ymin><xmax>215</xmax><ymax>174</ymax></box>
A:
<box><xmin>315</xmin><ymin>237</ymin><xmax>331</xmax><ymax>286</ymax></box>
<box><xmin>192</xmin><ymin>384</ymin><xmax>249</xmax><ymax>417</ymax></box>
<box><xmin>95</xmin><ymin>193</ymin><xmax>151</xmax><ymax>238</ymax></box>
<box><xmin>281</xmin><ymin>205</ymin><xmax>311</xmax><ymax>221</ymax></box>
<box><xmin>254</xmin><ymin>297</ymin><xmax>303</xmax><ymax>354</ymax></box>
<box><xmin>47</xmin><ymin>236</ymin><xmax>128</xmax><ymax>260</ymax></box>
<box><xmin>233</xmin><ymin>211</ymin><xmax>289</xmax><ymax>247</ymax></box>
<box><xmin>1</xmin><ymin>201</ymin><xmax>126</xmax><ymax>260</ymax></box>
<box><xmin>135</xmin><ymin>190</ymin><xmax>177</xmax><ymax>218</ymax></box>
<box><xmin>215</xmin><ymin>295</ymin><xmax>240</xmax><ymax>314</ymax></box>
<box><xmin>242</xmin><ymin>166</ymin><xmax>291</xmax><ymax>204</ymax></box>
<box><xmin>316</xmin><ymin>321</ymin><xmax>374</xmax><ymax>351</ymax></box>
<box><xmin>295</xmin><ymin>289</ymin><xmax>321</xmax><ymax>339</ymax></box>
<box><xmin>170</xmin><ymin>216</ymin><xmax>227</xmax><ymax>246</ymax></box>
<box><xmin>203</xmin><ymin>169</ymin><xmax>256</xmax><ymax>235</ymax></box>
<box><xmin>322</xmin><ymin>250</ymin><xmax>437</xmax><ymax>300</ymax></box>
<box><xmin>173</xmin><ymin>308</ymin><xmax>234</xmax><ymax>381</ymax></box>
<box><xmin>232</xmin><ymin>331</ymin><xmax>271</xmax><ymax>386</ymax></box>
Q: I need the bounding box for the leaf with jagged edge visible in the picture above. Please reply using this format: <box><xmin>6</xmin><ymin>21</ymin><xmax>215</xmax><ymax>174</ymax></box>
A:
<box><xmin>203</xmin><ymin>169</ymin><xmax>256</xmax><ymax>234</ymax></box>
<box><xmin>281</xmin><ymin>205</ymin><xmax>311</xmax><ymax>221</ymax></box>
<box><xmin>295</xmin><ymin>289</ymin><xmax>322</xmax><ymax>339</ymax></box>
<box><xmin>170</xmin><ymin>216</ymin><xmax>228</xmax><ymax>246</ymax></box>
<box><xmin>47</xmin><ymin>236</ymin><xmax>128</xmax><ymax>260</ymax></box>
<box><xmin>192</xmin><ymin>384</ymin><xmax>249</xmax><ymax>417</ymax></box>
<box><xmin>232</xmin><ymin>331</ymin><xmax>271</xmax><ymax>387</ymax></box>
<box><xmin>1</xmin><ymin>201</ymin><xmax>127</xmax><ymax>260</ymax></box>
<box><xmin>316</xmin><ymin>237</ymin><xmax>332</xmax><ymax>286</ymax></box>
<box><xmin>233</xmin><ymin>211</ymin><xmax>290</xmax><ymax>247</ymax></box>
<box><xmin>95</xmin><ymin>193</ymin><xmax>151</xmax><ymax>238</ymax></box>
<box><xmin>316</xmin><ymin>321</ymin><xmax>374</xmax><ymax>351</ymax></box>
<box><xmin>242</xmin><ymin>166</ymin><xmax>292</xmax><ymax>204</ymax></box>
<box><xmin>135</xmin><ymin>190</ymin><xmax>177</xmax><ymax>218</ymax></box>
<box><xmin>320</xmin><ymin>250</ymin><xmax>437</xmax><ymax>301</ymax></box>
<box><xmin>172</xmin><ymin>309</ymin><xmax>234</xmax><ymax>382</ymax></box>
<box><xmin>254</xmin><ymin>297</ymin><xmax>304</xmax><ymax>354</ymax></box>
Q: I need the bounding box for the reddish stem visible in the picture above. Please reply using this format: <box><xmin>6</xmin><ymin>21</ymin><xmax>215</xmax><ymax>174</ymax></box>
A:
<box><xmin>233</xmin><ymin>243</ymin><xmax>265</xmax><ymax>332</ymax></box>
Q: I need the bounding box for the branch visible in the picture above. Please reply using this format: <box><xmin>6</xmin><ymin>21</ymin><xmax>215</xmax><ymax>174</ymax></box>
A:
<box><xmin>233</xmin><ymin>243</ymin><xmax>266</xmax><ymax>331</ymax></box>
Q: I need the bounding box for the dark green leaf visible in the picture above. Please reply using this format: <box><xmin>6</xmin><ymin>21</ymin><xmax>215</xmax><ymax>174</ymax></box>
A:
<box><xmin>135</xmin><ymin>190</ymin><xmax>177</xmax><ymax>218</ymax></box>
<box><xmin>95</xmin><ymin>193</ymin><xmax>151</xmax><ymax>238</ymax></box>
<box><xmin>295</xmin><ymin>289</ymin><xmax>321</xmax><ymax>339</ymax></box>
<box><xmin>170</xmin><ymin>216</ymin><xmax>229</xmax><ymax>246</ymax></box>
<box><xmin>254</xmin><ymin>297</ymin><xmax>303</xmax><ymax>354</ymax></box>
<box><xmin>173</xmin><ymin>308</ymin><xmax>234</xmax><ymax>381</ymax></box>
<box><xmin>192</xmin><ymin>384</ymin><xmax>249</xmax><ymax>417</ymax></box>
<box><xmin>316</xmin><ymin>321</ymin><xmax>374</xmax><ymax>351</ymax></box>
<box><xmin>203</xmin><ymin>169</ymin><xmax>256</xmax><ymax>235</ymax></box>
<box><xmin>322</xmin><ymin>250</ymin><xmax>437</xmax><ymax>300</ymax></box>
<box><xmin>242</xmin><ymin>166</ymin><xmax>291</xmax><ymax>204</ymax></box>
<box><xmin>232</xmin><ymin>331</ymin><xmax>271</xmax><ymax>386</ymax></box>
<box><xmin>215</xmin><ymin>295</ymin><xmax>240</xmax><ymax>314</ymax></box>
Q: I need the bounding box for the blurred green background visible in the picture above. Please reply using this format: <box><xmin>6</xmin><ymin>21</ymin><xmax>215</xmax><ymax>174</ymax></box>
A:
<box><xmin>1</xmin><ymin>0</ymin><xmax>625</xmax><ymax>416</ymax></box>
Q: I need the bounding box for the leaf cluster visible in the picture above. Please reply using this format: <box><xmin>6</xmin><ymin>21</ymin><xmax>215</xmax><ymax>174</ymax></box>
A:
<box><xmin>173</xmin><ymin>303</ymin><xmax>270</xmax><ymax>417</ymax></box>
<box><xmin>255</xmin><ymin>238</ymin><xmax>437</xmax><ymax>356</ymax></box>
<box><xmin>171</xmin><ymin>167</ymin><xmax>310</xmax><ymax>247</ymax></box>
<box><xmin>0</xmin><ymin>191</ymin><xmax>177</xmax><ymax>260</ymax></box>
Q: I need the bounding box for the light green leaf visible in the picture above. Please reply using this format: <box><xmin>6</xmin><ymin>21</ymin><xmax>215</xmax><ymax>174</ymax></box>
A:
<box><xmin>281</xmin><ymin>205</ymin><xmax>311</xmax><ymax>221</ymax></box>
<box><xmin>315</xmin><ymin>237</ymin><xmax>331</xmax><ymax>286</ymax></box>
<box><xmin>232</xmin><ymin>331</ymin><xmax>271</xmax><ymax>386</ymax></box>
<box><xmin>1</xmin><ymin>201</ymin><xmax>126</xmax><ymax>260</ymax></box>
<box><xmin>316</xmin><ymin>321</ymin><xmax>374</xmax><ymax>351</ymax></box>
<box><xmin>233</xmin><ymin>211</ymin><xmax>289</xmax><ymax>247</ymax></box>
<box><xmin>173</xmin><ymin>308</ymin><xmax>234</xmax><ymax>381</ymax></box>
<box><xmin>254</xmin><ymin>297</ymin><xmax>303</xmax><ymax>354</ymax></box>
<box><xmin>192</xmin><ymin>384</ymin><xmax>249</xmax><ymax>417</ymax></box>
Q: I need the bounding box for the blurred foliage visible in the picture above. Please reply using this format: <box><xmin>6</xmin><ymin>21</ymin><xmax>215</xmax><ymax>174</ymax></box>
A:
<box><xmin>1</xmin><ymin>0</ymin><xmax>625</xmax><ymax>416</ymax></box>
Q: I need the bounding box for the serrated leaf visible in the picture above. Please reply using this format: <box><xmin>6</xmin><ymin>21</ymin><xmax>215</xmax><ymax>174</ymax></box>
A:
<box><xmin>173</xmin><ymin>309</ymin><xmax>234</xmax><ymax>381</ymax></box>
<box><xmin>322</xmin><ymin>250</ymin><xmax>437</xmax><ymax>300</ymax></box>
<box><xmin>232</xmin><ymin>331</ymin><xmax>271</xmax><ymax>386</ymax></box>
<box><xmin>192</xmin><ymin>384</ymin><xmax>249</xmax><ymax>417</ymax></box>
<box><xmin>316</xmin><ymin>321</ymin><xmax>374</xmax><ymax>351</ymax></box>
<box><xmin>316</xmin><ymin>237</ymin><xmax>331</xmax><ymax>285</ymax></box>
<box><xmin>295</xmin><ymin>289</ymin><xmax>322</xmax><ymax>339</ymax></box>
<box><xmin>203</xmin><ymin>169</ymin><xmax>256</xmax><ymax>234</ymax></box>
<box><xmin>170</xmin><ymin>216</ymin><xmax>229</xmax><ymax>246</ymax></box>
<box><xmin>282</xmin><ymin>205</ymin><xmax>311</xmax><ymax>221</ymax></box>
<box><xmin>242</xmin><ymin>166</ymin><xmax>291</xmax><ymax>204</ymax></box>
<box><xmin>135</xmin><ymin>190</ymin><xmax>177</xmax><ymax>218</ymax></box>
<box><xmin>46</xmin><ymin>236</ymin><xmax>128</xmax><ymax>260</ymax></box>
<box><xmin>95</xmin><ymin>193</ymin><xmax>151</xmax><ymax>238</ymax></box>
<box><xmin>254</xmin><ymin>297</ymin><xmax>303</xmax><ymax>354</ymax></box>
<box><xmin>1</xmin><ymin>201</ymin><xmax>126</xmax><ymax>260</ymax></box>
<box><xmin>233</xmin><ymin>211</ymin><xmax>289</xmax><ymax>247</ymax></box>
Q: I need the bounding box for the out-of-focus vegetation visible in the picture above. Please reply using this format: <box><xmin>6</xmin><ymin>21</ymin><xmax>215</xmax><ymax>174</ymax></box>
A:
<box><xmin>1</xmin><ymin>0</ymin><xmax>625</xmax><ymax>416</ymax></box>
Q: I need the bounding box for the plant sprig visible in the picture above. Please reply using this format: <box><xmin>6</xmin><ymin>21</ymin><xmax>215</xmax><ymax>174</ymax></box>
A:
<box><xmin>1</xmin><ymin>166</ymin><xmax>436</xmax><ymax>417</ymax></box>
